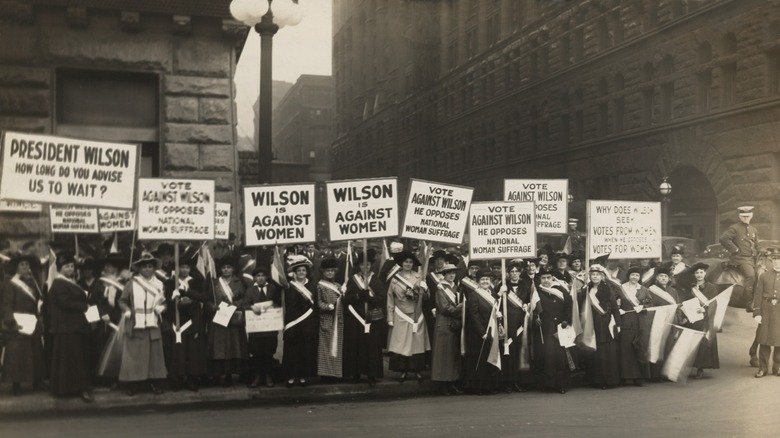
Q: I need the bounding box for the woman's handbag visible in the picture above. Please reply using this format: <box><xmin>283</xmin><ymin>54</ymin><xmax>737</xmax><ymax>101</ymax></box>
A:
<box><xmin>367</xmin><ymin>307</ymin><xmax>385</xmax><ymax>322</ymax></box>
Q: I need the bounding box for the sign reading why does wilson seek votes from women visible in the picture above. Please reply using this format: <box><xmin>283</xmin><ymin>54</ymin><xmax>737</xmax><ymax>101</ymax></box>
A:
<box><xmin>243</xmin><ymin>183</ymin><xmax>316</xmax><ymax>246</ymax></box>
<box><xmin>469</xmin><ymin>201</ymin><xmax>537</xmax><ymax>260</ymax></box>
<box><xmin>401</xmin><ymin>179</ymin><xmax>474</xmax><ymax>245</ymax></box>
<box><xmin>50</xmin><ymin>206</ymin><xmax>100</xmax><ymax>234</ymax></box>
<box><xmin>504</xmin><ymin>179</ymin><xmax>568</xmax><ymax>234</ymax></box>
<box><xmin>587</xmin><ymin>200</ymin><xmax>662</xmax><ymax>261</ymax></box>
<box><xmin>0</xmin><ymin>131</ymin><xmax>138</xmax><ymax>209</ymax></box>
<box><xmin>325</xmin><ymin>178</ymin><xmax>399</xmax><ymax>242</ymax></box>
<box><xmin>137</xmin><ymin>179</ymin><xmax>215</xmax><ymax>241</ymax></box>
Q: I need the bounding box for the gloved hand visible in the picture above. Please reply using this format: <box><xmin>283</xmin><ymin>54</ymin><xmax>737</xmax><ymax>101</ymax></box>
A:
<box><xmin>754</xmin><ymin>315</ymin><xmax>762</xmax><ymax>325</ymax></box>
<box><xmin>561</xmin><ymin>321</ymin><xmax>569</xmax><ymax>329</ymax></box>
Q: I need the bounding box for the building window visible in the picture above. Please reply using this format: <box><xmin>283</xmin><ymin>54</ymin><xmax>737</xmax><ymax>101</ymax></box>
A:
<box><xmin>598</xmin><ymin>78</ymin><xmax>609</xmax><ymax>136</ymax></box>
<box><xmin>769</xmin><ymin>50</ymin><xmax>780</xmax><ymax>96</ymax></box>
<box><xmin>560</xmin><ymin>93</ymin><xmax>570</xmax><ymax>146</ymax></box>
<box><xmin>697</xmin><ymin>43</ymin><xmax>712</xmax><ymax>113</ymax></box>
<box><xmin>466</xmin><ymin>28</ymin><xmax>477</xmax><ymax>59</ymax></box>
<box><xmin>721</xmin><ymin>33</ymin><xmax>737</xmax><ymax>106</ymax></box>
<box><xmin>597</xmin><ymin>18</ymin><xmax>609</xmax><ymax>51</ymax></box>
<box><xmin>573</xmin><ymin>89</ymin><xmax>583</xmax><ymax>143</ymax></box>
<box><xmin>660</xmin><ymin>55</ymin><xmax>674</xmax><ymax>122</ymax></box>
<box><xmin>611</xmin><ymin>11</ymin><xmax>624</xmax><ymax>45</ymax></box>
<box><xmin>641</xmin><ymin>63</ymin><xmax>655</xmax><ymax>126</ymax></box>
<box><xmin>573</xmin><ymin>27</ymin><xmax>584</xmax><ymax>62</ymax></box>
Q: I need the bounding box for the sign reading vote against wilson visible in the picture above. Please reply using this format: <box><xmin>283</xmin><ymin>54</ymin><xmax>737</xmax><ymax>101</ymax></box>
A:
<box><xmin>401</xmin><ymin>179</ymin><xmax>473</xmax><ymax>244</ymax></box>
<box><xmin>504</xmin><ymin>179</ymin><xmax>568</xmax><ymax>234</ymax></box>
<box><xmin>98</xmin><ymin>209</ymin><xmax>136</xmax><ymax>233</ymax></box>
<box><xmin>137</xmin><ymin>179</ymin><xmax>214</xmax><ymax>240</ymax></box>
<box><xmin>326</xmin><ymin>178</ymin><xmax>398</xmax><ymax>241</ymax></box>
<box><xmin>0</xmin><ymin>131</ymin><xmax>138</xmax><ymax>209</ymax></box>
<box><xmin>243</xmin><ymin>184</ymin><xmax>316</xmax><ymax>246</ymax></box>
<box><xmin>50</xmin><ymin>206</ymin><xmax>99</xmax><ymax>234</ymax></box>
<box><xmin>469</xmin><ymin>201</ymin><xmax>536</xmax><ymax>260</ymax></box>
<box><xmin>587</xmin><ymin>200</ymin><xmax>662</xmax><ymax>260</ymax></box>
<box><xmin>214</xmin><ymin>202</ymin><xmax>231</xmax><ymax>240</ymax></box>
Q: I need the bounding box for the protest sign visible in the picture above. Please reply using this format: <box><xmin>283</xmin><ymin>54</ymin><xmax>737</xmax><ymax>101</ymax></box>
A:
<box><xmin>215</xmin><ymin>202</ymin><xmax>231</xmax><ymax>240</ymax></box>
<box><xmin>504</xmin><ymin>179</ymin><xmax>568</xmax><ymax>234</ymax></box>
<box><xmin>401</xmin><ymin>179</ymin><xmax>473</xmax><ymax>244</ymax></box>
<box><xmin>137</xmin><ymin>179</ymin><xmax>214</xmax><ymax>240</ymax></box>
<box><xmin>469</xmin><ymin>201</ymin><xmax>536</xmax><ymax>260</ymax></box>
<box><xmin>50</xmin><ymin>205</ymin><xmax>99</xmax><ymax>234</ymax></box>
<box><xmin>245</xmin><ymin>308</ymin><xmax>284</xmax><ymax>333</ymax></box>
<box><xmin>243</xmin><ymin>184</ymin><xmax>316</xmax><ymax>246</ymax></box>
<box><xmin>98</xmin><ymin>209</ymin><xmax>136</xmax><ymax>233</ymax></box>
<box><xmin>325</xmin><ymin>178</ymin><xmax>398</xmax><ymax>241</ymax></box>
<box><xmin>587</xmin><ymin>200</ymin><xmax>662</xmax><ymax>260</ymax></box>
<box><xmin>0</xmin><ymin>131</ymin><xmax>138</xmax><ymax>209</ymax></box>
<box><xmin>0</xmin><ymin>200</ymin><xmax>42</xmax><ymax>213</ymax></box>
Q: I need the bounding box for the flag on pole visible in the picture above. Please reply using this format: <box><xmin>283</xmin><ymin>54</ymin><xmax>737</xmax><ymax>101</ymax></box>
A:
<box><xmin>562</xmin><ymin>235</ymin><xmax>572</xmax><ymax>255</ymax></box>
<box><xmin>486</xmin><ymin>306</ymin><xmax>502</xmax><ymax>371</ymax></box>
<box><xmin>196</xmin><ymin>244</ymin><xmax>216</xmax><ymax>280</ymax></box>
<box><xmin>271</xmin><ymin>245</ymin><xmax>289</xmax><ymax>289</ymax></box>
<box><xmin>662</xmin><ymin>325</ymin><xmax>705</xmax><ymax>383</ymax></box>
<box><xmin>708</xmin><ymin>285</ymin><xmax>734</xmax><ymax>332</ymax></box>
<box><xmin>576</xmin><ymin>291</ymin><xmax>597</xmax><ymax>351</ymax></box>
<box><xmin>110</xmin><ymin>233</ymin><xmax>119</xmax><ymax>254</ymax></box>
<box><xmin>46</xmin><ymin>247</ymin><xmax>58</xmax><ymax>290</ymax></box>
<box><xmin>647</xmin><ymin>304</ymin><xmax>678</xmax><ymax>363</ymax></box>
<box><xmin>380</xmin><ymin>239</ymin><xmax>390</xmax><ymax>268</ymax></box>
<box><xmin>570</xmin><ymin>281</ymin><xmax>583</xmax><ymax>338</ymax></box>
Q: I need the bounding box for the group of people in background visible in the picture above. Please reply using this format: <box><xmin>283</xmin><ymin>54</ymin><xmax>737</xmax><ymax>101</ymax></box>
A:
<box><xmin>0</xmin><ymin>205</ymin><xmax>777</xmax><ymax>402</ymax></box>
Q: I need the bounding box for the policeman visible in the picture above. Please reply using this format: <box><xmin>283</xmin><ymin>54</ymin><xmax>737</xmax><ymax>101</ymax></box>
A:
<box><xmin>752</xmin><ymin>247</ymin><xmax>780</xmax><ymax>378</ymax></box>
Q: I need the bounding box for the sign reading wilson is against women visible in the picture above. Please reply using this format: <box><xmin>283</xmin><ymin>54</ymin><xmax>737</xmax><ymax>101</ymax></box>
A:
<box><xmin>325</xmin><ymin>178</ymin><xmax>398</xmax><ymax>241</ymax></box>
<box><xmin>243</xmin><ymin>184</ymin><xmax>316</xmax><ymax>246</ymax></box>
<box><xmin>0</xmin><ymin>131</ymin><xmax>138</xmax><ymax>209</ymax></box>
<box><xmin>469</xmin><ymin>201</ymin><xmax>536</xmax><ymax>260</ymax></box>
<box><xmin>401</xmin><ymin>179</ymin><xmax>473</xmax><ymax>244</ymax></box>
<box><xmin>137</xmin><ymin>179</ymin><xmax>214</xmax><ymax>240</ymax></box>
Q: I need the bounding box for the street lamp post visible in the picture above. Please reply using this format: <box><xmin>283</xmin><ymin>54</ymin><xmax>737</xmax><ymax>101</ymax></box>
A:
<box><xmin>659</xmin><ymin>176</ymin><xmax>672</xmax><ymax>236</ymax></box>
<box><xmin>230</xmin><ymin>0</ymin><xmax>302</xmax><ymax>184</ymax></box>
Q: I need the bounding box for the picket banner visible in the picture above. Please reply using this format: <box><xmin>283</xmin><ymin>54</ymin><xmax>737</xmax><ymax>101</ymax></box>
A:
<box><xmin>243</xmin><ymin>183</ymin><xmax>316</xmax><ymax>246</ymax></box>
<box><xmin>0</xmin><ymin>131</ymin><xmax>139</xmax><ymax>209</ymax></box>
<box><xmin>0</xmin><ymin>200</ymin><xmax>42</xmax><ymax>213</ymax></box>
<box><xmin>587</xmin><ymin>200</ymin><xmax>662</xmax><ymax>261</ymax></box>
<box><xmin>400</xmin><ymin>178</ymin><xmax>474</xmax><ymax>245</ymax></box>
<box><xmin>214</xmin><ymin>202</ymin><xmax>232</xmax><ymax>241</ymax></box>
<box><xmin>325</xmin><ymin>177</ymin><xmax>398</xmax><ymax>242</ymax></box>
<box><xmin>137</xmin><ymin>178</ymin><xmax>215</xmax><ymax>241</ymax></box>
<box><xmin>97</xmin><ymin>209</ymin><xmax>136</xmax><ymax>233</ymax></box>
<box><xmin>468</xmin><ymin>201</ymin><xmax>536</xmax><ymax>261</ymax></box>
<box><xmin>503</xmin><ymin>179</ymin><xmax>568</xmax><ymax>234</ymax></box>
<box><xmin>50</xmin><ymin>205</ymin><xmax>100</xmax><ymax>234</ymax></box>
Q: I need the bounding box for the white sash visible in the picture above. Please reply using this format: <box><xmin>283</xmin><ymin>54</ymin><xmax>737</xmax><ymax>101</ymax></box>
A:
<box><xmin>100</xmin><ymin>276</ymin><xmax>124</xmax><ymax>291</ymax></box>
<box><xmin>318</xmin><ymin>280</ymin><xmax>341</xmax><ymax>296</ymax></box>
<box><xmin>174</xmin><ymin>320</ymin><xmax>192</xmax><ymax>344</ymax></box>
<box><xmin>506</xmin><ymin>291</ymin><xmax>524</xmax><ymax>308</ymax></box>
<box><xmin>394</xmin><ymin>306</ymin><xmax>425</xmax><ymax>333</ymax></box>
<box><xmin>641</xmin><ymin>268</ymin><xmax>655</xmax><ymax>284</ymax></box>
<box><xmin>538</xmin><ymin>285</ymin><xmax>565</xmax><ymax>301</ymax></box>
<box><xmin>178</xmin><ymin>276</ymin><xmax>192</xmax><ymax>292</ymax></box>
<box><xmin>620</xmin><ymin>283</ymin><xmax>641</xmax><ymax>308</ymax></box>
<box><xmin>284</xmin><ymin>308</ymin><xmax>314</xmax><ymax>332</ymax></box>
<box><xmin>589</xmin><ymin>287</ymin><xmax>608</xmax><ymax>315</ymax></box>
<box><xmin>391</xmin><ymin>272</ymin><xmax>417</xmax><ymax>290</ymax></box>
<box><xmin>348</xmin><ymin>304</ymin><xmax>371</xmax><ymax>334</ymax></box>
<box><xmin>649</xmin><ymin>285</ymin><xmax>677</xmax><ymax>305</ymax></box>
<box><xmin>461</xmin><ymin>276</ymin><xmax>480</xmax><ymax>293</ymax></box>
<box><xmin>56</xmin><ymin>274</ymin><xmax>88</xmax><ymax>296</ymax></box>
<box><xmin>671</xmin><ymin>263</ymin><xmax>686</xmax><ymax>276</ymax></box>
<box><xmin>352</xmin><ymin>273</ymin><xmax>376</xmax><ymax>297</ymax></box>
<box><xmin>131</xmin><ymin>276</ymin><xmax>162</xmax><ymax>329</ymax></box>
<box><xmin>100</xmin><ymin>276</ymin><xmax>122</xmax><ymax>308</ymax></box>
<box><xmin>291</xmin><ymin>280</ymin><xmax>314</xmax><ymax>303</ymax></box>
<box><xmin>385</xmin><ymin>264</ymin><xmax>401</xmax><ymax>283</ymax></box>
<box><xmin>11</xmin><ymin>275</ymin><xmax>37</xmax><ymax>303</ymax></box>
<box><xmin>319</xmin><ymin>280</ymin><xmax>343</xmax><ymax>357</ymax></box>
<box><xmin>219</xmin><ymin>277</ymin><xmax>234</xmax><ymax>303</ymax></box>
<box><xmin>472</xmin><ymin>286</ymin><xmax>497</xmax><ymax>307</ymax></box>
<box><xmin>692</xmin><ymin>285</ymin><xmax>709</xmax><ymax>306</ymax></box>
<box><xmin>439</xmin><ymin>281</ymin><xmax>458</xmax><ymax>305</ymax></box>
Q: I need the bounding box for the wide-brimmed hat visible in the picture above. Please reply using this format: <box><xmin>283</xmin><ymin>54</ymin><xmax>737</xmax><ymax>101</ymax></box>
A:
<box><xmin>286</xmin><ymin>254</ymin><xmax>313</xmax><ymax>273</ymax></box>
<box><xmin>394</xmin><ymin>250</ymin><xmax>421</xmax><ymax>268</ymax></box>
<box><xmin>690</xmin><ymin>262</ymin><xmax>710</xmax><ymax>273</ymax></box>
<box><xmin>589</xmin><ymin>264</ymin><xmax>607</xmax><ymax>274</ymax></box>
<box><xmin>439</xmin><ymin>263</ymin><xmax>458</xmax><ymax>274</ymax></box>
<box><xmin>8</xmin><ymin>252</ymin><xmax>38</xmax><ymax>272</ymax></box>
<box><xmin>132</xmin><ymin>251</ymin><xmax>162</xmax><ymax>269</ymax></box>
<box><xmin>389</xmin><ymin>242</ymin><xmax>404</xmax><ymax>254</ymax></box>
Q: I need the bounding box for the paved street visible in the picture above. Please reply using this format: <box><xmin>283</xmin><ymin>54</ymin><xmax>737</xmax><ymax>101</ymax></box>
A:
<box><xmin>1</xmin><ymin>309</ymin><xmax>777</xmax><ymax>437</ymax></box>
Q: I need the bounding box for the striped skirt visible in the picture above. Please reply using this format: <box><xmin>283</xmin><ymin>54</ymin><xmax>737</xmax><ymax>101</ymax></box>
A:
<box><xmin>317</xmin><ymin>305</ymin><xmax>343</xmax><ymax>378</ymax></box>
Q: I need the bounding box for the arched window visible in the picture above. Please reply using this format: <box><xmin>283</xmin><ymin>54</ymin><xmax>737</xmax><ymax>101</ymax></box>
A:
<box><xmin>697</xmin><ymin>43</ymin><xmax>712</xmax><ymax>112</ymax></box>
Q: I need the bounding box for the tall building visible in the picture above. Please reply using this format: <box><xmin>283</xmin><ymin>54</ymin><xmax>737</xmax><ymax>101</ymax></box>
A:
<box><xmin>332</xmin><ymin>0</ymin><xmax>780</xmax><ymax>250</ymax></box>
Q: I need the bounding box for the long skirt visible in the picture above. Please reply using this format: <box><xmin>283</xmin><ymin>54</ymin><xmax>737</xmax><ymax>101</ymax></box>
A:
<box><xmin>341</xmin><ymin>318</ymin><xmax>384</xmax><ymax>379</ymax></box>
<box><xmin>431</xmin><ymin>325</ymin><xmax>461</xmax><ymax>382</ymax></box>
<box><xmin>50</xmin><ymin>333</ymin><xmax>91</xmax><ymax>397</ymax></box>
<box><xmin>317</xmin><ymin>310</ymin><xmax>343</xmax><ymax>378</ymax></box>
<box><xmin>2</xmin><ymin>333</ymin><xmax>45</xmax><ymax>384</ymax></box>
<box><xmin>619</xmin><ymin>327</ymin><xmax>650</xmax><ymax>380</ymax></box>
<box><xmin>118</xmin><ymin>330</ymin><xmax>167</xmax><ymax>382</ymax></box>
<box><xmin>169</xmin><ymin>332</ymin><xmax>208</xmax><ymax>378</ymax></box>
<box><xmin>389</xmin><ymin>352</ymin><xmax>426</xmax><ymax>372</ymax></box>
<box><xmin>693</xmin><ymin>335</ymin><xmax>719</xmax><ymax>370</ymax></box>
<box><xmin>207</xmin><ymin>324</ymin><xmax>248</xmax><ymax>376</ymax></box>
<box><xmin>387</xmin><ymin>311</ymin><xmax>430</xmax><ymax>357</ymax></box>
<box><xmin>461</xmin><ymin>334</ymin><xmax>499</xmax><ymax>391</ymax></box>
<box><xmin>586</xmin><ymin>339</ymin><xmax>621</xmax><ymax>386</ymax></box>
<box><xmin>283</xmin><ymin>338</ymin><xmax>317</xmax><ymax>379</ymax></box>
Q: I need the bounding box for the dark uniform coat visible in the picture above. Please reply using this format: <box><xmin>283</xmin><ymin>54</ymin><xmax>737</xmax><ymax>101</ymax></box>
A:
<box><xmin>754</xmin><ymin>269</ymin><xmax>780</xmax><ymax>346</ymax></box>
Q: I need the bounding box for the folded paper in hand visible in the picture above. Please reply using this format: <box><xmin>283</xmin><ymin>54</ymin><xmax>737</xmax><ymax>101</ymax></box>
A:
<box><xmin>13</xmin><ymin>313</ymin><xmax>37</xmax><ymax>335</ymax></box>
<box><xmin>681</xmin><ymin>298</ymin><xmax>705</xmax><ymax>323</ymax></box>
<box><xmin>557</xmin><ymin>323</ymin><xmax>576</xmax><ymax>348</ymax></box>
<box><xmin>212</xmin><ymin>304</ymin><xmax>237</xmax><ymax>327</ymax></box>
<box><xmin>85</xmin><ymin>305</ymin><xmax>101</xmax><ymax>323</ymax></box>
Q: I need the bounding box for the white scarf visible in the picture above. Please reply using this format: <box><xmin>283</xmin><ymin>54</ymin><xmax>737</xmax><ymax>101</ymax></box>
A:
<box><xmin>56</xmin><ymin>274</ymin><xmax>87</xmax><ymax>297</ymax></box>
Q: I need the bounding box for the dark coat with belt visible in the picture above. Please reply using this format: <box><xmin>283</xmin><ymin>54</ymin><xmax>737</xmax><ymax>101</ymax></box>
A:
<box><xmin>720</xmin><ymin>222</ymin><xmax>758</xmax><ymax>265</ymax></box>
<box><xmin>754</xmin><ymin>269</ymin><xmax>780</xmax><ymax>346</ymax></box>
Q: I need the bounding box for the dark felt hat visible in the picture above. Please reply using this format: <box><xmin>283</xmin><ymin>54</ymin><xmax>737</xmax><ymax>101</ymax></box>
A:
<box><xmin>690</xmin><ymin>262</ymin><xmax>710</xmax><ymax>273</ymax></box>
<box><xmin>476</xmin><ymin>269</ymin><xmax>493</xmax><ymax>280</ymax></box>
<box><xmin>627</xmin><ymin>266</ymin><xmax>643</xmax><ymax>277</ymax></box>
<box><xmin>320</xmin><ymin>257</ymin><xmax>339</xmax><ymax>270</ymax></box>
<box><xmin>394</xmin><ymin>250</ymin><xmax>421</xmax><ymax>268</ymax></box>
<box><xmin>356</xmin><ymin>248</ymin><xmax>377</xmax><ymax>265</ymax></box>
<box><xmin>56</xmin><ymin>251</ymin><xmax>77</xmax><ymax>270</ymax></box>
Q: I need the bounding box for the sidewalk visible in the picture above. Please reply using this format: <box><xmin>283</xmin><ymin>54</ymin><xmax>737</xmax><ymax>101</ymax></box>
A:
<box><xmin>0</xmin><ymin>357</ymin><xmax>438</xmax><ymax>417</ymax></box>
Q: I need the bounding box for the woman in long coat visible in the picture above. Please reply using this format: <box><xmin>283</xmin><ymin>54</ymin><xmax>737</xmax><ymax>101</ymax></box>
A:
<box><xmin>646</xmin><ymin>266</ymin><xmax>681</xmax><ymax>381</ymax></box>
<box><xmin>618</xmin><ymin>266</ymin><xmax>653</xmax><ymax>386</ymax></box>
<box><xmin>283</xmin><ymin>255</ymin><xmax>319</xmax><ymax>387</ymax></box>
<box><xmin>431</xmin><ymin>263</ymin><xmax>463</xmax><ymax>395</ymax></box>
<box><xmin>683</xmin><ymin>262</ymin><xmax>720</xmax><ymax>378</ymax></box>
<box><xmin>533</xmin><ymin>271</ymin><xmax>573</xmax><ymax>394</ymax></box>
<box><xmin>119</xmin><ymin>252</ymin><xmax>168</xmax><ymax>395</ymax></box>
<box><xmin>48</xmin><ymin>252</ymin><xmax>93</xmax><ymax>402</ymax></box>
<box><xmin>461</xmin><ymin>269</ymin><xmax>500</xmax><ymax>394</ymax></box>
<box><xmin>316</xmin><ymin>258</ymin><xmax>344</xmax><ymax>380</ymax></box>
<box><xmin>2</xmin><ymin>253</ymin><xmax>45</xmax><ymax>395</ymax></box>
<box><xmin>342</xmin><ymin>251</ymin><xmax>384</xmax><ymax>386</ymax></box>
<box><xmin>580</xmin><ymin>265</ymin><xmax>621</xmax><ymax>389</ymax></box>
<box><xmin>207</xmin><ymin>256</ymin><xmax>247</xmax><ymax>387</ymax></box>
<box><xmin>387</xmin><ymin>251</ymin><xmax>430</xmax><ymax>383</ymax></box>
<box><xmin>89</xmin><ymin>252</ymin><xmax>126</xmax><ymax>386</ymax></box>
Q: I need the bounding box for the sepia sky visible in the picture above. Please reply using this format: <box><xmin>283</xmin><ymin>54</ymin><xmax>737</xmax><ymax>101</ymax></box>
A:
<box><xmin>234</xmin><ymin>1</ymin><xmax>332</xmax><ymax>140</ymax></box>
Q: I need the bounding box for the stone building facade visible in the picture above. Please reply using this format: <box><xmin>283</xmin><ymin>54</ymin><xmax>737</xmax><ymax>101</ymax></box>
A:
<box><xmin>332</xmin><ymin>0</ymin><xmax>780</xmax><ymax>252</ymax></box>
<box><xmin>0</xmin><ymin>0</ymin><xmax>247</xmax><ymax>240</ymax></box>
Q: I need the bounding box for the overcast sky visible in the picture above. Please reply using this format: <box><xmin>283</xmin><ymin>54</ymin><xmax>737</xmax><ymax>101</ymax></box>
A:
<box><xmin>234</xmin><ymin>1</ymin><xmax>332</xmax><ymax>140</ymax></box>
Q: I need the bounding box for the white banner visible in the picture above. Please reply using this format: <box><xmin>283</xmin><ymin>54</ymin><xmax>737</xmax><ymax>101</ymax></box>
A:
<box><xmin>0</xmin><ymin>200</ymin><xmax>42</xmax><ymax>213</ymax></box>
<box><xmin>50</xmin><ymin>205</ymin><xmax>99</xmax><ymax>234</ymax></box>
<box><xmin>243</xmin><ymin>184</ymin><xmax>316</xmax><ymax>246</ymax></box>
<box><xmin>401</xmin><ymin>179</ymin><xmax>473</xmax><ymax>244</ymax></box>
<box><xmin>0</xmin><ymin>131</ymin><xmax>138</xmax><ymax>209</ymax></box>
<box><xmin>98</xmin><ymin>209</ymin><xmax>136</xmax><ymax>233</ymax></box>
<box><xmin>137</xmin><ymin>179</ymin><xmax>215</xmax><ymax>241</ymax></box>
<box><xmin>468</xmin><ymin>201</ymin><xmax>536</xmax><ymax>260</ymax></box>
<box><xmin>326</xmin><ymin>178</ymin><xmax>398</xmax><ymax>241</ymax></box>
<box><xmin>245</xmin><ymin>308</ymin><xmax>284</xmax><ymax>333</ymax></box>
<box><xmin>215</xmin><ymin>202</ymin><xmax>231</xmax><ymax>241</ymax></box>
<box><xmin>504</xmin><ymin>179</ymin><xmax>568</xmax><ymax>234</ymax></box>
<box><xmin>587</xmin><ymin>200</ymin><xmax>662</xmax><ymax>260</ymax></box>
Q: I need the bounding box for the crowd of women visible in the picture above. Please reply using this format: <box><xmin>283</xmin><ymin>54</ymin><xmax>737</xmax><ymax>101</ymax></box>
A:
<box><xmin>0</xmin><ymin>237</ymin><xmax>728</xmax><ymax>402</ymax></box>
